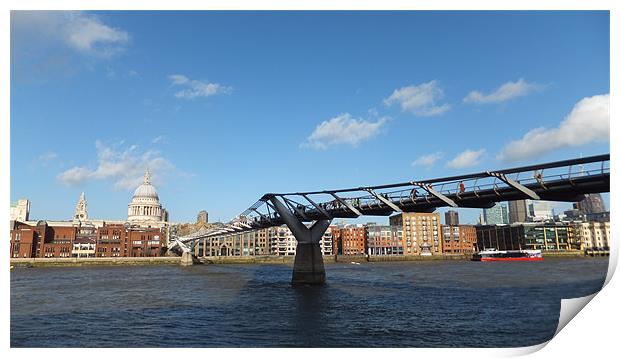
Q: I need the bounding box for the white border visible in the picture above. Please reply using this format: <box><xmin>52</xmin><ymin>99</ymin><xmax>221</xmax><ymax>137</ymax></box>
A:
<box><xmin>3</xmin><ymin>1</ymin><xmax>616</xmax><ymax>357</ymax></box>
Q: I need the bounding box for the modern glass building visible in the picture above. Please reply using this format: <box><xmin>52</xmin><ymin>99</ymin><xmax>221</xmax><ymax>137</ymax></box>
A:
<box><xmin>483</xmin><ymin>203</ymin><xmax>509</xmax><ymax>225</ymax></box>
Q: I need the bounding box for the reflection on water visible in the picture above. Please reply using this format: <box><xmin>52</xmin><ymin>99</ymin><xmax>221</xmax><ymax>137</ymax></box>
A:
<box><xmin>11</xmin><ymin>258</ymin><xmax>608</xmax><ymax>347</ymax></box>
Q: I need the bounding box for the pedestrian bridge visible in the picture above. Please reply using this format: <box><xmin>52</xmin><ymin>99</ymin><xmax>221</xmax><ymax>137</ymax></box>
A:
<box><xmin>170</xmin><ymin>153</ymin><xmax>609</xmax><ymax>285</ymax></box>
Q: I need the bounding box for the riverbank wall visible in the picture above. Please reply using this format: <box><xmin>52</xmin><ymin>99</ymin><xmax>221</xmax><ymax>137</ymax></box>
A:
<box><xmin>199</xmin><ymin>255</ymin><xmax>337</xmax><ymax>265</ymax></box>
<box><xmin>10</xmin><ymin>251</ymin><xmax>593</xmax><ymax>268</ymax></box>
<box><xmin>10</xmin><ymin>257</ymin><xmax>181</xmax><ymax>267</ymax></box>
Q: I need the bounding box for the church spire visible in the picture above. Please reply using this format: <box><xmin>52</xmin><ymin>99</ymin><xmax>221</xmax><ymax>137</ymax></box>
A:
<box><xmin>144</xmin><ymin>168</ymin><xmax>151</xmax><ymax>185</ymax></box>
<box><xmin>74</xmin><ymin>192</ymin><xmax>88</xmax><ymax>221</ymax></box>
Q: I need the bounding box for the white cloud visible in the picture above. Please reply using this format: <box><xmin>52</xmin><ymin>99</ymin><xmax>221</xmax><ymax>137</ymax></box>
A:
<box><xmin>447</xmin><ymin>149</ymin><xmax>486</xmax><ymax>169</ymax></box>
<box><xmin>57</xmin><ymin>166</ymin><xmax>93</xmax><ymax>186</ymax></box>
<box><xmin>383</xmin><ymin>81</ymin><xmax>451</xmax><ymax>116</ymax></box>
<box><xmin>38</xmin><ymin>151</ymin><xmax>58</xmax><ymax>162</ymax></box>
<box><xmin>57</xmin><ymin>140</ymin><xmax>176</xmax><ymax>191</ymax></box>
<box><xmin>498</xmin><ymin>94</ymin><xmax>609</xmax><ymax>162</ymax></box>
<box><xmin>412</xmin><ymin>152</ymin><xmax>443</xmax><ymax>168</ymax></box>
<box><xmin>463</xmin><ymin>79</ymin><xmax>543</xmax><ymax>104</ymax></box>
<box><xmin>168</xmin><ymin>74</ymin><xmax>233</xmax><ymax>99</ymax></box>
<box><xmin>168</xmin><ymin>74</ymin><xmax>189</xmax><ymax>85</ymax></box>
<box><xmin>152</xmin><ymin>135</ymin><xmax>166</xmax><ymax>144</ymax></box>
<box><xmin>302</xmin><ymin>113</ymin><xmax>387</xmax><ymax>149</ymax></box>
<box><xmin>12</xmin><ymin>11</ymin><xmax>130</xmax><ymax>57</ymax></box>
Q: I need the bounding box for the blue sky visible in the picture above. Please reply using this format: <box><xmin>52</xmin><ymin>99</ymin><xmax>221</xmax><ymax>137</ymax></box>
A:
<box><xmin>10</xmin><ymin>11</ymin><xmax>610</xmax><ymax>224</ymax></box>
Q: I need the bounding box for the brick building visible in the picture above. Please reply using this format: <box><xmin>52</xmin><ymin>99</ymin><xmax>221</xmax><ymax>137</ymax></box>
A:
<box><xmin>330</xmin><ymin>225</ymin><xmax>342</xmax><ymax>255</ymax></box>
<box><xmin>366</xmin><ymin>224</ymin><xmax>402</xmax><ymax>255</ymax></box>
<box><xmin>441</xmin><ymin>225</ymin><xmax>477</xmax><ymax>255</ymax></box>
<box><xmin>10</xmin><ymin>220</ymin><xmax>165</xmax><ymax>258</ymax></box>
<box><xmin>96</xmin><ymin>224</ymin><xmax>126</xmax><ymax>257</ymax></box>
<box><xmin>339</xmin><ymin>224</ymin><xmax>366</xmax><ymax>255</ymax></box>
<box><xmin>10</xmin><ymin>221</ymin><xmax>75</xmax><ymax>258</ymax></box>
<box><xmin>10</xmin><ymin>220</ymin><xmax>37</xmax><ymax>258</ymax></box>
<box><xmin>390</xmin><ymin>212</ymin><xmax>442</xmax><ymax>256</ymax></box>
<box><xmin>127</xmin><ymin>227</ymin><xmax>165</xmax><ymax>257</ymax></box>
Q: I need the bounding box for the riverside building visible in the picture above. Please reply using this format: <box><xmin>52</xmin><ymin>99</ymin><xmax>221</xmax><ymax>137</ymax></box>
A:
<box><xmin>9</xmin><ymin>170</ymin><xmax>169</xmax><ymax>259</ymax></box>
<box><xmin>441</xmin><ymin>225</ymin><xmax>477</xmax><ymax>255</ymax></box>
<box><xmin>390</xmin><ymin>212</ymin><xmax>442</xmax><ymax>256</ymax></box>
<box><xmin>475</xmin><ymin>221</ymin><xmax>588</xmax><ymax>252</ymax></box>
<box><xmin>196</xmin><ymin>225</ymin><xmax>333</xmax><ymax>258</ymax></box>
<box><xmin>574</xmin><ymin>221</ymin><xmax>610</xmax><ymax>253</ymax></box>
<box><xmin>338</xmin><ymin>224</ymin><xmax>366</xmax><ymax>255</ymax></box>
<box><xmin>366</xmin><ymin>224</ymin><xmax>402</xmax><ymax>255</ymax></box>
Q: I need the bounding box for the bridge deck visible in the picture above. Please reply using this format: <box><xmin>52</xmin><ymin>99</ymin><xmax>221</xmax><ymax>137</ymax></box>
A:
<box><xmin>175</xmin><ymin>153</ymin><xmax>609</xmax><ymax>244</ymax></box>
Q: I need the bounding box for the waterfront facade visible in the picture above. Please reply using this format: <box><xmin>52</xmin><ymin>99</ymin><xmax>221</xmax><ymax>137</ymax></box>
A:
<box><xmin>390</xmin><ymin>212</ymin><xmax>442</xmax><ymax>256</ymax></box>
<box><xmin>10</xmin><ymin>220</ymin><xmax>166</xmax><ymax>258</ymax></box>
<box><xmin>10</xmin><ymin>170</ymin><xmax>169</xmax><ymax>259</ymax></box>
<box><xmin>475</xmin><ymin>222</ymin><xmax>585</xmax><ymax>252</ymax></box>
<box><xmin>339</xmin><ymin>224</ymin><xmax>366</xmax><ymax>255</ymax></box>
<box><xmin>441</xmin><ymin>225</ymin><xmax>477</xmax><ymax>254</ymax></box>
<box><xmin>366</xmin><ymin>224</ymin><xmax>402</xmax><ymax>255</ymax></box>
<box><xmin>196</xmin><ymin>225</ymin><xmax>333</xmax><ymax>258</ymax></box>
<box><xmin>521</xmin><ymin>222</ymin><xmax>578</xmax><ymax>251</ymax></box>
<box><xmin>475</xmin><ymin>225</ymin><xmax>525</xmax><ymax>251</ymax></box>
<box><xmin>574</xmin><ymin>221</ymin><xmax>610</xmax><ymax>252</ymax></box>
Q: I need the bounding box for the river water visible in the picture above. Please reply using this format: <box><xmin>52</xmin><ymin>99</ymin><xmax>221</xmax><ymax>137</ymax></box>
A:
<box><xmin>10</xmin><ymin>258</ymin><xmax>608</xmax><ymax>348</ymax></box>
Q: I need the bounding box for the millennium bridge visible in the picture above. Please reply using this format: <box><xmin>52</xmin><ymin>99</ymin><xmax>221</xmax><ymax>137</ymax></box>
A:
<box><xmin>169</xmin><ymin>153</ymin><xmax>610</xmax><ymax>285</ymax></box>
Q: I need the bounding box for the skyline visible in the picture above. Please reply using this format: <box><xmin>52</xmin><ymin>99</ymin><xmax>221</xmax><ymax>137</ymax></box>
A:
<box><xmin>10</xmin><ymin>11</ymin><xmax>610</xmax><ymax>224</ymax></box>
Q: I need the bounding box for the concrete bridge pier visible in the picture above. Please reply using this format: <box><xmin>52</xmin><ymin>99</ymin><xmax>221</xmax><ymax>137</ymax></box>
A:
<box><xmin>268</xmin><ymin>196</ymin><xmax>331</xmax><ymax>286</ymax></box>
<box><xmin>180</xmin><ymin>251</ymin><xmax>195</xmax><ymax>266</ymax></box>
<box><xmin>291</xmin><ymin>224</ymin><xmax>329</xmax><ymax>285</ymax></box>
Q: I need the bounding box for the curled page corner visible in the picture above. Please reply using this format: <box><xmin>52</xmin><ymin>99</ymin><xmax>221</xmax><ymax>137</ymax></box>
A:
<box><xmin>505</xmin><ymin>341</ymin><xmax>550</xmax><ymax>356</ymax></box>
<box><xmin>554</xmin><ymin>293</ymin><xmax>597</xmax><ymax>336</ymax></box>
<box><xmin>604</xmin><ymin>239</ymin><xmax>617</xmax><ymax>287</ymax></box>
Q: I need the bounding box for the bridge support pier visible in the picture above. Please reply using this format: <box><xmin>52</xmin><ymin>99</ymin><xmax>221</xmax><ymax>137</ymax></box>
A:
<box><xmin>268</xmin><ymin>196</ymin><xmax>331</xmax><ymax>286</ymax></box>
<box><xmin>291</xmin><ymin>226</ymin><xmax>328</xmax><ymax>285</ymax></box>
<box><xmin>180</xmin><ymin>251</ymin><xmax>195</xmax><ymax>266</ymax></box>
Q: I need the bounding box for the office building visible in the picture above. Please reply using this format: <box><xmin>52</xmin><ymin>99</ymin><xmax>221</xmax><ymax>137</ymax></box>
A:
<box><xmin>508</xmin><ymin>200</ymin><xmax>528</xmax><ymax>223</ymax></box>
<box><xmin>528</xmin><ymin>201</ymin><xmax>554</xmax><ymax>222</ymax></box>
<box><xmin>579</xmin><ymin>194</ymin><xmax>606</xmax><ymax>214</ymax></box>
<box><xmin>483</xmin><ymin>203</ymin><xmax>509</xmax><ymax>225</ymax></box>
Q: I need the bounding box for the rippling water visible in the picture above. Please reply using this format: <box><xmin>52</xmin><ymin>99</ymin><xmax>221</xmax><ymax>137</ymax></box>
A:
<box><xmin>11</xmin><ymin>258</ymin><xmax>608</xmax><ymax>347</ymax></box>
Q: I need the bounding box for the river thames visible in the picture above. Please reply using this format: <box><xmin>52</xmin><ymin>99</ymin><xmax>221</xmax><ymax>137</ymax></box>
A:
<box><xmin>10</xmin><ymin>258</ymin><xmax>608</xmax><ymax>348</ymax></box>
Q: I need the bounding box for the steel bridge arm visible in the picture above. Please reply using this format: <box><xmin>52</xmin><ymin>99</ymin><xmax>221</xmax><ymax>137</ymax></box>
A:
<box><xmin>329</xmin><ymin>192</ymin><xmax>362</xmax><ymax>216</ymax></box>
<box><xmin>411</xmin><ymin>181</ymin><xmax>458</xmax><ymax>207</ymax></box>
<box><xmin>282</xmin><ymin>196</ymin><xmax>310</xmax><ymax>221</ymax></box>
<box><xmin>301</xmin><ymin>194</ymin><xmax>332</xmax><ymax>219</ymax></box>
<box><xmin>366</xmin><ymin>188</ymin><xmax>402</xmax><ymax>212</ymax></box>
<box><xmin>487</xmin><ymin>171</ymin><xmax>540</xmax><ymax>200</ymax></box>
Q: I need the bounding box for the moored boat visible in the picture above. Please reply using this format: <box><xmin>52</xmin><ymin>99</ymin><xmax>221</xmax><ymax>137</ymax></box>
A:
<box><xmin>472</xmin><ymin>248</ymin><xmax>543</xmax><ymax>262</ymax></box>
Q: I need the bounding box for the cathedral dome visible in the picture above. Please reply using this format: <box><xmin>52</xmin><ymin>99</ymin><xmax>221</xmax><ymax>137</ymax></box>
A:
<box><xmin>132</xmin><ymin>168</ymin><xmax>159</xmax><ymax>200</ymax></box>
<box><xmin>127</xmin><ymin>169</ymin><xmax>166</xmax><ymax>224</ymax></box>
<box><xmin>133</xmin><ymin>183</ymin><xmax>159</xmax><ymax>200</ymax></box>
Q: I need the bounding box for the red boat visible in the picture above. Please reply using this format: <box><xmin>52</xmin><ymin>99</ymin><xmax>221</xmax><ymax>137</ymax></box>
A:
<box><xmin>472</xmin><ymin>248</ymin><xmax>544</xmax><ymax>262</ymax></box>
